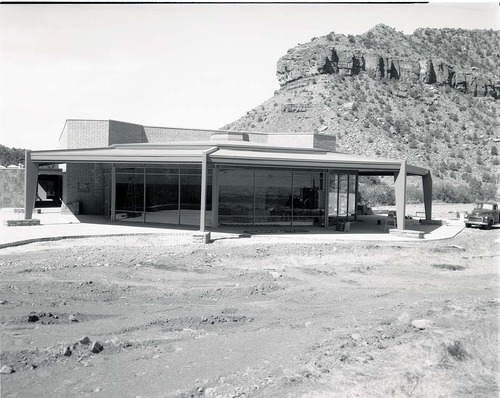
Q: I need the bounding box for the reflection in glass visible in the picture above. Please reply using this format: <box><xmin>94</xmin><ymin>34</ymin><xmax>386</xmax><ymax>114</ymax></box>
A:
<box><xmin>293</xmin><ymin>172</ymin><xmax>325</xmax><ymax>226</ymax></box>
<box><xmin>180</xmin><ymin>174</ymin><xmax>202</xmax><ymax>226</ymax></box>
<box><xmin>115</xmin><ymin>171</ymin><xmax>145</xmax><ymax>222</ymax></box>
<box><xmin>145</xmin><ymin>173</ymin><xmax>179</xmax><ymax>224</ymax></box>
<box><xmin>218</xmin><ymin>168</ymin><xmax>254</xmax><ymax>225</ymax></box>
<box><xmin>328</xmin><ymin>173</ymin><xmax>338</xmax><ymax>217</ymax></box>
<box><xmin>255</xmin><ymin>169</ymin><xmax>292</xmax><ymax>226</ymax></box>
<box><xmin>348</xmin><ymin>175</ymin><xmax>357</xmax><ymax>219</ymax></box>
<box><xmin>338</xmin><ymin>176</ymin><xmax>349</xmax><ymax>217</ymax></box>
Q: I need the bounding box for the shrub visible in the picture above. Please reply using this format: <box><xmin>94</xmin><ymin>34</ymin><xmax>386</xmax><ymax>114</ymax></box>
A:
<box><xmin>433</xmin><ymin>181</ymin><xmax>472</xmax><ymax>203</ymax></box>
<box><xmin>358</xmin><ymin>179</ymin><xmax>395</xmax><ymax>206</ymax></box>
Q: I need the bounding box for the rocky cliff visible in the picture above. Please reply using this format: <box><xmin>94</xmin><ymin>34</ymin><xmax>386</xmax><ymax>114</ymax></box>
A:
<box><xmin>223</xmin><ymin>25</ymin><xmax>500</xmax><ymax>203</ymax></box>
<box><xmin>276</xmin><ymin>25</ymin><xmax>499</xmax><ymax>98</ymax></box>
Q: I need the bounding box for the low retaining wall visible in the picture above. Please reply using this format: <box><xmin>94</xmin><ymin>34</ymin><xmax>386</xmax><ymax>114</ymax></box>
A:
<box><xmin>389</xmin><ymin>229</ymin><xmax>425</xmax><ymax>239</ymax></box>
<box><xmin>5</xmin><ymin>219</ymin><xmax>41</xmax><ymax>227</ymax></box>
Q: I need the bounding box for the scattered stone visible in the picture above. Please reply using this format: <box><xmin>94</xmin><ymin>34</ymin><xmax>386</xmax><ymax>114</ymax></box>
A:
<box><xmin>411</xmin><ymin>319</ymin><xmax>433</xmax><ymax>330</ymax></box>
<box><xmin>0</xmin><ymin>300</ymin><xmax>7</xmax><ymax>305</ymax></box>
<box><xmin>90</xmin><ymin>341</ymin><xmax>104</xmax><ymax>354</ymax></box>
<box><xmin>79</xmin><ymin>336</ymin><xmax>91</xmax><ymax>345</ymax></box>
<box><xmin>62</xmin><ymin>346</ymin><xmax>72</xmax><ymax>356</ymax></box>
<box><xmin>351</xmin><ymin>333</ymin><xmax>361</xmax><ymax>341</ymax></box>
<box><xmin>269</xmin><ymin>271</ymin><xmax>282</xmax><ymax>279</ymax></box>
<box><xmin>304</xmin><ymin>321</ymin><xmax>312</xmax><ymax>328</ymax></box>
<box><xmin>68</xmin><ymin>314</ymin><xmax>79</xmax><ymax>322</ymax></box>
<box><xmin>28</xmin><ymin>312</ymin><xmax>39</xmax><ymax>323</ymax></box>
<box><xmin>0</xmin><ymin>365</ymin><xmax>14</xmax><ymax>374</ymax></box>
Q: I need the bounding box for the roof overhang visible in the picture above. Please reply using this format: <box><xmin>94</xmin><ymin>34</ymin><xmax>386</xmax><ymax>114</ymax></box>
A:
<box><xmin>29</xmin><ymin>143</ymin><xmax>430</xmax><ymax>177</ymax></box>
<box><xmin>209</xmin><ymin>148</ymin><xmax>429</xmax><ymax>176</ymax></box>
<box><xmin>30</xmin><ymin>146</ymin><xmax>208</xmax><ymax>164</ymax></box>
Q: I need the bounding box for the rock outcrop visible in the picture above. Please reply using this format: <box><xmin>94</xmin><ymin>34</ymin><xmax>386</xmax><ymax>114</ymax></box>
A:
<box><xmin>276</xmin><ymin>26</ymin><xmax>499</xmax><ymax>98</ymax></box>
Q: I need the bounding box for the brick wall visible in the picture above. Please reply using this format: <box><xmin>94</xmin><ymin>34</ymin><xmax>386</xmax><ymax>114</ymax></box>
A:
<box><xmin>313</xmin><ymin>134</ymin><xmax>336</xmax><ymax>152</ymax></box>
<box><xmin>0</xmin><ymin>169</ymin><xmax>24</xmax><ymax>208</ymax></box>
<box><xmin>268</xmin><ymin>133</ymin><xmax>313</xmax><ymax>148</ymax></box>
<box><xmin>65</xmin><ymin>163</ymin><xmax>104</xmax><ymax>215</ymax></box>
<box><xmin>145</xmin><ymin>126</ymin><xmax>214</xmax><ymax>143</ymax></box>
<box><xmin>109</xmin><ymin>120</ymin><xmax>146</xmax><ymax>145</ymax></box>
<box><xmin>61</xmin><ymin>120</ymin><xmax>110</xmax><ymax>149</ymax></box>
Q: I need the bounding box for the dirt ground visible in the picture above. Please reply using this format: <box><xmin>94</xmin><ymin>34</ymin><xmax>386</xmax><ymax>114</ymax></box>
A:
<box><xmin>0</xmin><ymin>222</ymin><xmax>498</xmax><ymax>397</ymax></box>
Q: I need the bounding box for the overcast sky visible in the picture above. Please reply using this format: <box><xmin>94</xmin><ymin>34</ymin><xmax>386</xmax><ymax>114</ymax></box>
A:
<box><xmin>1</xmin><ymin>2</ymin><xmax>498</xmax><ymax>150</ymax></box>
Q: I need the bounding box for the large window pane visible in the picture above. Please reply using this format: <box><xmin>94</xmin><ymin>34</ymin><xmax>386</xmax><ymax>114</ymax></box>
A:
<box><xmin>180</xmin><ymin>174</ymin><xmax>201</xmax><ymax>226</ymax></box>
<box><xmin>255</xmin><ymin>169</ymin><xmax>292</xmax><ymax>226</ymax></box>
<box><xmin>218</xmin><ymin>168</ymin><xmax>254</xmax><ymax>225</ymax></box>
<box><xmin>328</xmin><ymin>173</ymin><xmax>339</xmax><ymax>217</ymax></box>
<box><xmin>115</xmin><ymin>171</ymin><xmax>144</xmax><ymax>222</ymax></box>
<box><xmin>293</xmin><ymin>171</ymin><xmax>325</xmax><ymax>226</ymax></box>
<box><xmin>338</xmin><ymin>175</ymin><xmax>348</xmax><ymax>217</ymax></box>
<box><xmin>348</xmin><ymin>175</ymin><xmax>357</xmax><ymax>219</ymax></box>
<box><xmin>145</xmin><ymin>173</ymin><xmax>179</xmax><ymax>224</ymax></box>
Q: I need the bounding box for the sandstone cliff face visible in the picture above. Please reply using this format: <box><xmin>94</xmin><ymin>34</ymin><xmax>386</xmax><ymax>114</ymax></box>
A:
<box><xmin>224</xmin><ymin>25</ymin><xmax>500</xmax><ymax>201</ymax></box>
<box><xmin>276</xmin><ymin>26</ymin><xmax>499</xmax><ymax>98</ymax></box>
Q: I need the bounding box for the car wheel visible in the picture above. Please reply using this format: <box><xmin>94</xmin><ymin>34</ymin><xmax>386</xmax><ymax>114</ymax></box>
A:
<box><xmin>486</xmin><ymin>220</ymin><xmax>493</xmax><ymax>230</ymax></box>
<box><xmin>465</xmin><ymin>223</ymin><xmax>471</xmax><ymax>228</ymax></box>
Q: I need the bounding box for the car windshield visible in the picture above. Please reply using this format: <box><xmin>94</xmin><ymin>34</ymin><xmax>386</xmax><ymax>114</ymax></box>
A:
<box><xmin>475</xmin><ymin>203</ymin><xmax>494</xmax><ymax>210</ymax></box>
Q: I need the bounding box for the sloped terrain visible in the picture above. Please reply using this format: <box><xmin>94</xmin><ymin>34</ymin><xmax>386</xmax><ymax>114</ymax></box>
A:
<box><xmin>223</xmin><ymin>25</ymin><xmax>500</xmax><ymax>202</ymax></box>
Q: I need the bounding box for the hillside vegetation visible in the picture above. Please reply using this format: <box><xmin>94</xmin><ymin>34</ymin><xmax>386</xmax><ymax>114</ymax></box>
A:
<box><xmin>223</xmin><ymin>25</ymin><xmax>500</xmax><ymax>205</ymax></box>
<box><xmin>0</xmin><ymin>145</ymin><xmax>26</xmax><ymax>167</ymax></box>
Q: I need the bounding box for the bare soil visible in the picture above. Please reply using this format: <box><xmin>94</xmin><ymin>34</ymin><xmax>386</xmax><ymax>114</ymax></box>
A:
<box><xmin>0</xmin><ymin>226</ymin><xmax>498</xmax><ymax>397</ymax></box>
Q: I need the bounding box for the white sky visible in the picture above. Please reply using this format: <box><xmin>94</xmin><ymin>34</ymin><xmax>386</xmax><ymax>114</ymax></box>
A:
<box><xmin>0</xmin><ymin>2</ymin><xmax>498</xmax><ymax>150</ymax></box>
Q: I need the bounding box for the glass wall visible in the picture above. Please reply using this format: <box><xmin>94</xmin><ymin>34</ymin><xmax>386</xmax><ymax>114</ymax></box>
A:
<box><xmin>218</xmin><ymin>167</ymin><xmax>326</xmax><ymax>227</ymax></box>
<box><xmin>113</xmin><ymin>165</ymin><xmax>211</xmax><ymax>226</ymax></box>
<box><xmin>145</xmin><ymin>168</ymin><xmax>179</xmax><ymax>224</ymax></box>
<box><xmin>115</xmin><ymin>168</ymin><xmax>145</xmax><ymax>222</ymax></box>
<box><xmin>109</xmin><ymin>164</ymin><xmax>357</xmax><ymax>229</ymax></box>
<box><xmin>218</xmin><ymin>167</ymin><xmax>254</xmax><ymax>225</ymax></box>
<box><xmin>328</xmin><ymin>172</ymin><xmax>358</xmax><ymax>223</ymax></box>
<box><xmin>293</xmin><ymin>171</ymin><xmax>325</xmax><ymax>226</ymax></box>
<box><xmin>255</xmin><ymin>169</ymin><xmax>293</xmax><ymax>226</ymax></box>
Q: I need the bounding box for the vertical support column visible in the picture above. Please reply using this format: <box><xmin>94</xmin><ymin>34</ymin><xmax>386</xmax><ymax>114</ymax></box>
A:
<box><xmin>291</xmin><ymin>171</ymin><xmax>294</xmax><ymax>227</ymax></box>
<box><xmin>394</xmin><ymin>160</ymin><xmax>407</xmax><ymax>230</ymax></box>
<box><xmin>199</xmin><ymin>148</ymin><xmax>218</xmax><ymax>232</ymax></box>
<box><xmin>252</xmin><ymin>169</ymin><xmax>256</xmax><ymax>228</ymax></box>
<box><xmin>336</xmin><ymin>174</ymin><xmax>340</xmax><ymax>220</ymax></box>
<box><xmin>24</xmin><ymin>150</ymin><xmax>39</xmax><ymax>220</ymax></box>
<box><xmin>110</xmin><ymin>164</ymin><xmax>116</xmax><ymax>221</ymax></box>
<box><xmin>62</xmin><ymin>170</ymin><xmax>68</xmax><ymax>205</ymax></box>
<box><xmin>211</xmin><ymin>165</ymin><xmax>219</xmax><ymax>228</ymax></box>
<box><xmin>354</xmin><ymin>174</ymin><xmax>359</xmax><ymax>221</ymax></box>
<box><xmin>422</xmin><ymin>173</ymin><xmax>433</xmax><ymax>221</ymax></box>
<box><xmin>324</xmin><ymin>171</ymin><xmax>330</xmax><ymax>228</ymax></box>
<box><xmin>200</xmin><ymin>155</ymin><xmax>208</xmax><ymax>232</ymax></box>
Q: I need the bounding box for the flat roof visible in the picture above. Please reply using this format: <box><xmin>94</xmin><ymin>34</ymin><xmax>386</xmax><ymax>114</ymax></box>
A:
<box><xmin>29</xmin><ymin>141</ymin><xmax>430</xmax><ymax>177</ymax></box>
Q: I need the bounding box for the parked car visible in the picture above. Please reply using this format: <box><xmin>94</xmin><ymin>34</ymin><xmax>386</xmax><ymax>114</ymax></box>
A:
<box><xmin>465</xmin><ymin>202</ymin><xmax>499</xmax><ymax>229</ymax></box>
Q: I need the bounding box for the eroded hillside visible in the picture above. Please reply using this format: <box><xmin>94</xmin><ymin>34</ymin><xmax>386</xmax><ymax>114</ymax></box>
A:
<box><xmin>223</xmin><ymin>25</ymin><xmax>500</xmax><ymax>202</ymax></box>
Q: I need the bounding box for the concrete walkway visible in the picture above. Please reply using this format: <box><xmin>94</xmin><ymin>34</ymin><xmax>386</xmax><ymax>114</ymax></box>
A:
<box><xmin>0</xmin><ymin>208</ymin><xmax>465</xmax><ymax>249</ymax></box>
